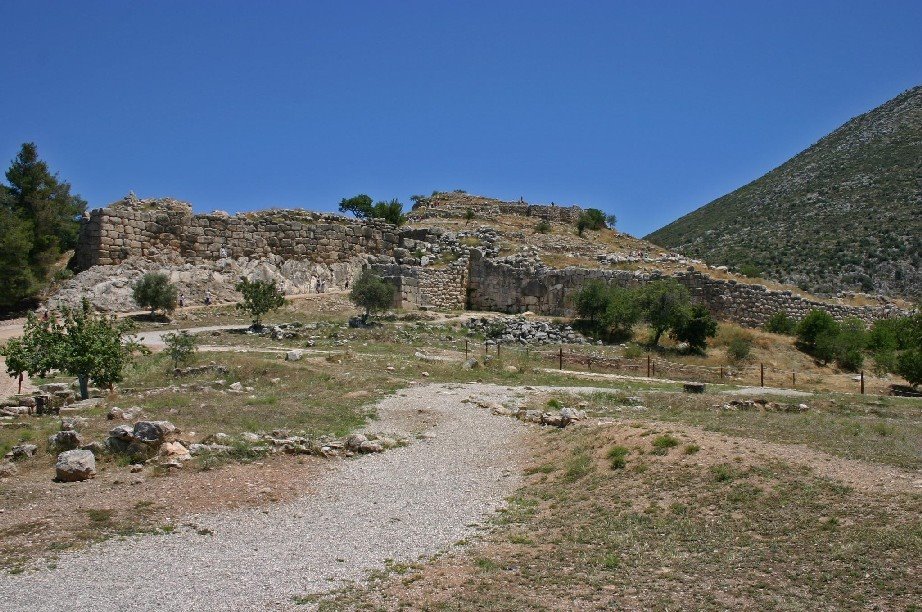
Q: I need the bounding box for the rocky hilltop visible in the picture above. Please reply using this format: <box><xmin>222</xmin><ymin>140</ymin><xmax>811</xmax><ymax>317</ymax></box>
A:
<box><xmin>646</xmin><ymin>86</ymin><xmax>922</xmax><ymax>300</ymax></box>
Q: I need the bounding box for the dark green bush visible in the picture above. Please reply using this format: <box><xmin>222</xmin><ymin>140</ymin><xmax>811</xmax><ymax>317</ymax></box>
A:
<box><xmin>764</xmin><ymin>311</ymin><xmax>797</xmax><ymax>335</ymax></box>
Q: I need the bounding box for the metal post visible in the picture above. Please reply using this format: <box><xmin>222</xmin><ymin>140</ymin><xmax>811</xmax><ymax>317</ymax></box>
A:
<box><xmin>760</xmin><ymin>363</ymin><xmax>764</xmax><ymax>387</ymax></box>
<box><xmin>861</xmin><ymin>370</ymin><xmax>865</xmax><ymax>395</ymax></box>
<box><xmin>647</xmin><ymin>355</ymin><xmax>651</xmax><ymax>378</ymax></box>
<box><xmin>465</xmin><ymin>339</ymin><xmax>469</xmax><ymax>359</ymax></box>
<box><xmin>559</xmin><ymin>346</ymin><xmax>563</xmax><ymax>370</ymax></box>
<box><xmin>792</xmin><ymin>370</ymin><xmax>796</xmax><ymax>387</ymax></box>
<box><xmin>719</xmin><ymin>366</ymin><xmax>723</xmax><ymax>379</ymax></box>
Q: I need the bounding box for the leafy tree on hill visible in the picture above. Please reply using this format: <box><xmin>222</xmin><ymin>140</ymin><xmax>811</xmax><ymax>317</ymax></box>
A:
<box><xmin>671</xmin><ymin>304</ymin><xmax>718</xmax><ymax>353</ymax></box>
<box><xmin>764</xmin><ymin>311</ymin><xmax>797</xmax><ymax>335</ymax></box>
<box><xmin>235</xmin><ymin>278</ymin><xmax>287</xmax><ymax>328</ymax></box>
<box><xmin>338</xmin><ymin>194</ymin><xmax>407</xmax><ymax>226</ymax></box>
<box><xmin>576</xmin><ymin>208</ymin><xmax>609</xmax><ymax>236</ymax></box>
<box><xmin>796</xmin><ymin>310</ymin><xmax>839</xmax><ymax>352</ymax></box>
<box><xmin>0</xmin><ymin>300</ymin><xmax>144</xmax><ymax>399</ymax></box>
<box><xmin>132</xmin><ymin>272</ymin><xmax>178</xmax><ymax>316</ymax></box>
<box><xmin>349</xmin><ymin>270</ymin><xmax>396</xmax><ymax>322</ymax></box>
<box><xmin>1</xmin><ymin>143</ymin><xmax>87</xmax><ymax>310</ymax></box>
<box><xmin>636</xmin><ymin>279</ymin><xmax>692</xmax><ymax>347</ymax></box>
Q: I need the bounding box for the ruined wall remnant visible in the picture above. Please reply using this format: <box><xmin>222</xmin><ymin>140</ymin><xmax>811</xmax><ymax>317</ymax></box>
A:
<box><xmin>409</xmin><ymin>193</ymin><xmax>583</xmax><ymax>224</ymax></box>
<box><xmin>72</xmin><ymin>197</ymin><xmax>401</xmax><ymax>271</ymax></box>
<box><xmin>466</xmin><ymin>257</ymin><xmax>907</xmax><ymax>327</ymax></box>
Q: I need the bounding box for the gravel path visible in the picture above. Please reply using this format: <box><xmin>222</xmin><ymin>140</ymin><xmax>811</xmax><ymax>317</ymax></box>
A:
<box><xmin>0</xmin><ymin>383</ymin><xmax>527</xmax><ymax>611</ymax></box>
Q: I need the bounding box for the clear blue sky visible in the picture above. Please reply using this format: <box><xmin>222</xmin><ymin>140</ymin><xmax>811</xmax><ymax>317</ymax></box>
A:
<box><xmin>1</xmin><ymin>1</ymin><xmax>920</xmax><ymax>237</ymax></box>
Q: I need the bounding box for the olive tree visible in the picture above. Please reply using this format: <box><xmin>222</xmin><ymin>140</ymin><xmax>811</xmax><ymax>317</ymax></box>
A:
<box><xmin>132</xmin><ymin>272</ymin><xmax>178</xmax><ymax>316</ymax></box>
<box><xmin>349</xmin><ymin>270</ymin><xmax>396</xmax><ymax>322</ymax></box>
<box><xmin>1</xmin><ymin>300</ymin><xmax>144</xmax><ymax>399</ymax></box>
<box><xmin>235</xmin><ymin>278</ymin><xmax>286</xmax><ymax>328</ymax></box>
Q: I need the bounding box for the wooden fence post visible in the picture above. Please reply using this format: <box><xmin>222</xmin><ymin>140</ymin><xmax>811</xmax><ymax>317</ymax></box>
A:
<box><xmin>860</xmin><ymin>370</ymin><xmax>865</xmax><ymax>395</ymax></box>
<box><xmin>792</xmin><ymin>370</ymin><xmax>796</xmax><ymax>387</ymax></box>
<box><xmin>647</xmin><ymin>355</ymin><xmax>651</xmax><ymax>378</ymax></box>
<box><xmin>465</xmin><ymin>339</ymin><xmax>469</xmax><ymax>359</ymax></box>
<box><xmin>559</xmin><ymin>346</ymin><xmax>563</xmax><ymax>370</ymax></box>
<box><xmin>760</xmin><ymin>363</ymin><xmax>764</xmax><ymax>387</ymax></box>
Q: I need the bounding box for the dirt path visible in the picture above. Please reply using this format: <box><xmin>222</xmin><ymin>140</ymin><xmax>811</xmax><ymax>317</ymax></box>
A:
<box><xmin>0</xmin><ymin>383</ymin><xmax>530</xmax><ymax>611</ymax></box>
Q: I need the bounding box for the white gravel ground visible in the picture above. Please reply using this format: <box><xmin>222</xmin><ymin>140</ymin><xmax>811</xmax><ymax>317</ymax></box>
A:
<box><xmin>0</xmin><ymin>383</ymin><xmax>527</xmax><ymax>611</ymax></box>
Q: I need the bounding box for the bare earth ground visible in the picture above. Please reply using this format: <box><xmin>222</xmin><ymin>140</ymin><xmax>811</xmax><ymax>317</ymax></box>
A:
<box><xmin>0</xmin><ymin>383</ymin><xmax>531</xmax><ymax>611</ymax></box>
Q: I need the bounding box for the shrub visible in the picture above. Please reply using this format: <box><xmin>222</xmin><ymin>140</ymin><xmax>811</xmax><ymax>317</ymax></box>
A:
<box><xmin>132</xmin><ymin>272</ymin><xmax>178</xmax><ymax>316</ymax></box>
<box><xmin>163</xmin><ymin>331</ymin><xmax>198</xmax><ymax>369</ymax></box>
<box><xmin>607</xmin><ymin>445</ymin><xmax>629</xmax><ymax>470</ymax></box>
<box><xmin>623</xmin><ymin>344</ymin><xmax>643</xmax><ymax>359</ymax></box>
<box><xmin>725</xmin><ymin>329</ymin><xmax>754</xmax><ymax>362</ymax></box>
<box><xmin>764</xmin><ymin>311</ymin><xmax>797</xmax><ymax>335</ymax></box>
<box><xmin>464</xmin><ymin>208</ymin><xmax>475</xmax><ymax>223</ymax></box>
<box><xmin>235</xmin><ymin>277</ymin><xmax>286</xmax><ymax>327</ymax></box>
<box><xmin>349</xmin><ymin>270</ymin><xmax>396</xmax><ymax>322</ymax></box>
<box><xmin>535</xmin><ymin>219</ymin><xmax>551</xmax><ymax>234</ymax></box>
<box><xmin>651</xmin><ymin>434</ymin><xmax>680</xmax><ymax>455</ymax></box>
<box><xmin>738</xmin><ymin>263</ymin><xmax>761</xmax><ymax>278</ymax></box>
<box><xmin>338</xmin><ymin>194</ymin><xmax>407</xmax><ymax>225</ymax></box>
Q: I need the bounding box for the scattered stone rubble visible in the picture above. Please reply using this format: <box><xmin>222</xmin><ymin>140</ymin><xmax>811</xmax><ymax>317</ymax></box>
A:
<box><xmin>473</xmin><ymin>399</ymin><xmax>586</xmax><ymax>428</ymax></box>
<box><xmin>463</xmin><ymin>315</ymin><xmax>587</xmax><ymax>345</ymax></box>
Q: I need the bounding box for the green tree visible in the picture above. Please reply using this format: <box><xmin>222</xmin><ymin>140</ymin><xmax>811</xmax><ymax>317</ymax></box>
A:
<box><xmin>338</xmin><ymin>194</ymin><xmax>374</xmax><ymax>219</ymax></box>
<box><xmin>371</xmin><ymin>199</ymin><xmax>407</xmax><ymax>226</ymax></box>
<box><xmin>0</xmin><ymin>204</ymin><xmax>37</xmax><ymax>310</ymax></box>
<box><xmin>1</xmin><ymin>300</ymin><xmax>143</xmax><ymax>399</ymax></box>
<box><xmin>132</xmin><ymin>272</ymin><xmax>178</xmax><ymax>316</ymax></box>
<box><xmin>796</xmin><ymin>309</ymin><xmax>839</xmax><ymax>352</ymax></box>
<box><xmin>163</xmin><ymin>331</ymin><xmax>198</xmax><ymax>369</ymax></box>
<box><xmin>235</xmin><ymin>278</ymin><xmax>286</xmax><ymax>327</ymax></box>
<box><xmin>4</xmin><ymin>142</ymin><xmax>86</xmax><ymax>272</ymax></box>
<box><xmin>349</xmin><ymin>270</ymin><xmax>396</xmax><ymax>322</ymax></box>
<box><xmin>574</xmin><ymin>280</ymin><xmax>609</xmax><ymax>326</ymax></box>
<box><xmin>831</xmin><ymin>317</ymin><xmax>867</xmax><ymax>371</ymax></box>
<box><xmin>897</xmin><ymin>349</ymin><xmax>922</xmax><ymax>388</ymax></box>
<box><xmin>600</xmin><ymin>286</ymin><xmax>640</xmax><ymax>340</ymax></box>
<box><xmin>576</xmin><ymin>208</ymin><xmax>608</xmax><ymax>236</ymax></box>
<box><xmin>338</xmin><ymin>194</ymin><xmax>406</xmax><ymax>226</ymax></box>
<box><xmin>464</xmin><ymin>208</ymin><xmax>475</xmax><ymax>224</ymax></box>
<box><xmin>636</xmin><ymin>279</ymin><xmax>691</xmax><ymax>347</ymax></box>
<box><xmin>670</xmin><ymin>304</ymin><xmax>718</xmax><ymax>353</ymax></box>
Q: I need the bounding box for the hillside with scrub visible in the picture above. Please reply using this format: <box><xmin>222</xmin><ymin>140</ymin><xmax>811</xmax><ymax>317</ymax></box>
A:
<box><xmin>646</xmin><ymin>86</ymin><xmax>922</xmax><ymax>300</ymax></box>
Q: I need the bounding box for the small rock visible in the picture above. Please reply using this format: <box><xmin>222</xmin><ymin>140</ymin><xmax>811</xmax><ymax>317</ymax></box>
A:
<box><xmin>229</xmin><ymin>382</ymin><xmax>244</xmax><ymax>392</ymax></box>
<box><xmin>0</xmin><ymin>462</ymin><xmax>17</xmax><ymax>478</ymax></box>
<box><xmin>130</xmin><ymin>464</ymin><xmax>144</xmax><ymax>473</ymax></box>
<box><xmin>55</xmin><ymin>449</ymin><xmax>97</xmax><ymax>482</ymax></box>
<box><xmin>160</xmin><ymin>441</ymin><xmax>192</xmax><ymax>461</ymax></box>
<box><xmin>285</xmin><ymin>350</ymin><xmax>304</xmax><ymax>362</ymax></box>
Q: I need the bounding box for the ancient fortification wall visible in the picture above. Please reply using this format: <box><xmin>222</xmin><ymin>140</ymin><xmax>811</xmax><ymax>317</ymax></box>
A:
<box><xmin>72</xmin><ymin>197</ymin><xmax>401</xmax><ymax>271</ymax></box>
<box><xmin>68</xmin><ymin>195</ymin><xmax>907</xmax><ymax>325</ymax></box>
<box><xmin>409</xmin><ymin>193</ymin><xmax>583</xmax><ymax>224</ymax></box>
<box><xmin>466</xmin><ymin>257</ymin><xmax>906</xmax><ymax>327</ymax></box>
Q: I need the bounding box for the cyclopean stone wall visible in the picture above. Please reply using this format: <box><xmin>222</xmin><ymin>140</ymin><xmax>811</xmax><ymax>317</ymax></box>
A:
<box><xmin>466</xmin><ymin>255</ymin><xmax>908</xmax><ymax>327</ymax></box>
<box><xmin>372</xmin><ymin>261</ymin><xmax>469</xmax><ymax>311</ymax></box>
<box><xmin>409</xmin><ymin>193</ymin><xmax>583</xmax><ymax>224</ymax></box>
<box><xmin>68</xmin><ymin>196</ymin><xmax>908</xmax><ymax>325</ymax></box>
<box><xmin>72</xmin><ymin>197</ymin><xmax>401</xmax><ymax>271</ymax></box>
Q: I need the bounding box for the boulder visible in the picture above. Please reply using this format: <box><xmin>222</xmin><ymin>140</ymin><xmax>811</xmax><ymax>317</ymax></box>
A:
<box><xmin>160</xmin><ymin>441</ymin><xmax>191</xmax><ymax>461</ymax></box>
<box><xmin>60</xmin><ymin>416</ymin><xmax>88</xmax><ymax>431</ymax></box>
<box><xmin>188</xmin><ymin>443</ymin><xmax>232</xmax><ymax>456</ymax></box>
<box><xmin>48</xmin><ymin>430</ymin><xmax>83</xmax><ymax>452</ymax></box>
<box><xmin>559</xmin><ymin>407</ymin><xmax>585</xmax><ymax>425</ymax></box>
<box><xmin>285</xmin><ymin>350</ymin><xmax>304</xmax><ymax>362</ymax></box>
<box><xmin>55</xmin><ymin>449</ymin><xmax>97</xmax><ymax>482</ymax></box>
<box><xmin>133</xmin><ymin>421</ymin><xmax>178</xmax><ymax>444</ymax></box>
<box><xmin>6</xmin><ymin>443</ymin><xmax>38</xmax><ymax>461</ymax></box>
<box><xmin>461</xmin><ymin>358</ymin><xmax>480</xmax><ymax>370</ymax></box>
<box><xmin>358</xmin><ymin>440</ymin><xmax>384</xmax><ymax>453</ymax></box>
<box><xmin>344</xmin><ymin>433</ymin><xmax>368</xmax><ymax>451</ymax></box>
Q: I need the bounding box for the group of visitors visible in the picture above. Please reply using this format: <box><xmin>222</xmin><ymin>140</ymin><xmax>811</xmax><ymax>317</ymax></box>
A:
<box><xmin>178</xmin><ymin>290</ymin><xmax>212</xmax><ymax>308</ymax></box>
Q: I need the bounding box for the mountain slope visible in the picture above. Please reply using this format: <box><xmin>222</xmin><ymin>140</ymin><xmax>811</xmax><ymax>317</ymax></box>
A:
<box><xmin>646</xmin><ymin>86</ymin><xmax>922</xmax><ymax>300</ymax></box>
